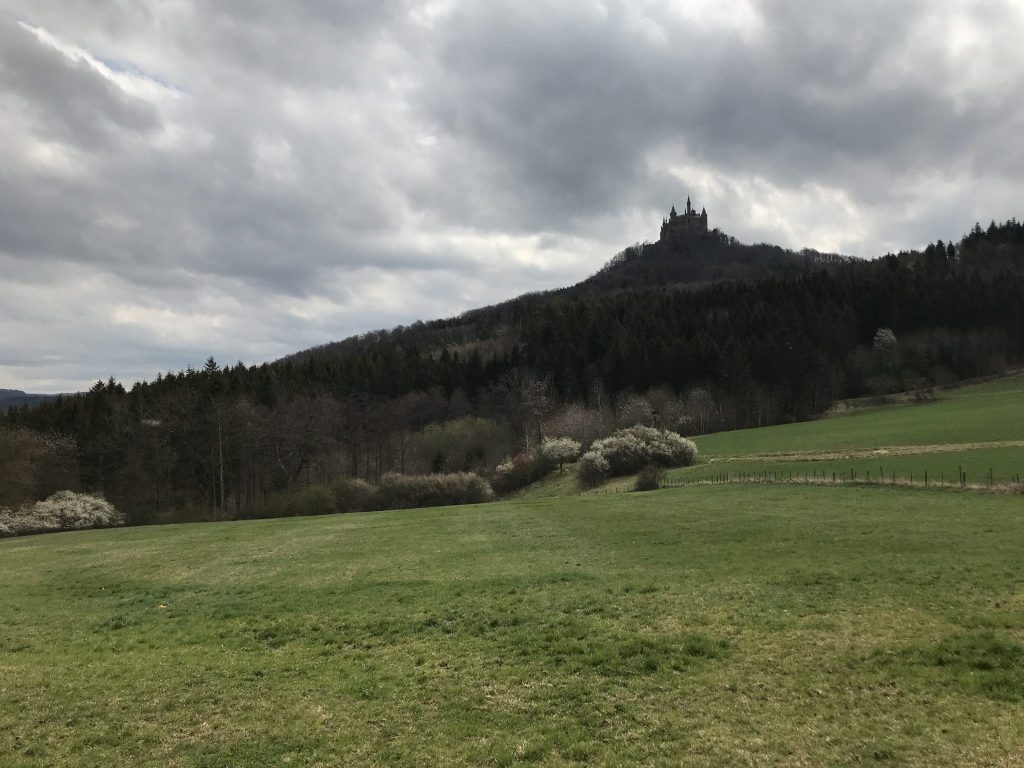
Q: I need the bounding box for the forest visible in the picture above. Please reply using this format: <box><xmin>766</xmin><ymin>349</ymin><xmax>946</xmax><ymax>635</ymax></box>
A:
<box><xmin>3</xmin><ymin>218</ymin><xmax>1023</xmax><ymax>524</ymax></box>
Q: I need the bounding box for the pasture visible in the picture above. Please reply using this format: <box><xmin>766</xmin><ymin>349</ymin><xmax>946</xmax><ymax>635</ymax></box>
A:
<box><xmin>665</xmin><ymin>374</ymin><xmax>1024</xmax><ymax>490</ymax></box>
<box><xmin>2</xmin><ymin>484</ymin><xmax>1023</xmax><ymax>766</ymax></box>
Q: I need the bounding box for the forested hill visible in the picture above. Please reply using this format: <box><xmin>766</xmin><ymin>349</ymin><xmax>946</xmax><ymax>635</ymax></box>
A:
<box><xmin>283</xmin><ymin>225</ymin><xmax>850</xmax><ymax>367</ymax></box>
<box><xmin>576</xmin><ymin>229</ymin><xmax>849</xmax><ymax>294</ymax></box>
<box><xmin>4</xmin><ymin>218</ymin><xmax>1023</xmax><ymax>521</ymax></box>
<box><xmin>272</xmin><ymin>219</ymin><xmax>1022</xmax><ymax>405</ymax></box>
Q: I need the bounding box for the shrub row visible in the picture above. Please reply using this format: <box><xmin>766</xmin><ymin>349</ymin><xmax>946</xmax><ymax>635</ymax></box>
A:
<box><xmin>579</xmin><ymin>425</ymin><xmax>698</xmax><ymax>487</ymax></box>
<box><xmin>0</xmin><ymin>491</ymin><xmax>126</xmax><ymax>537</ymax></box>
<box><xmin>253</xmin><ymin>472</ymin><xmax>494</xmax><ymax>519</ymax></box>
<box><xmin>490</xmin><ymin>452</ymin><xmax>554</xmax><ymax>496</ymax></box>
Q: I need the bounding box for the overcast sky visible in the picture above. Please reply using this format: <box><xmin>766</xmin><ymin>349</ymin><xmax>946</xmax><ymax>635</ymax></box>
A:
<box><xmin>2</xmin><ymin>1</ymin><xmax>1022</xmax><ymax>392</ymax></box>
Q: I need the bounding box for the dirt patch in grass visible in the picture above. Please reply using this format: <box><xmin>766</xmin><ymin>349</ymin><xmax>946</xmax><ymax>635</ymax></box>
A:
<box><xmin>709</xmin><ymin>440</ymin><xmax>1024</xmax><ymax>464</ymax></box>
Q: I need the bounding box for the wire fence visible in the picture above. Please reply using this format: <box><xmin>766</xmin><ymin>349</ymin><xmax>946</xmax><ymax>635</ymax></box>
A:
<box><xmin>656</xmin><ymin>465</ymin><xmax>1023</xmax><ymax>492</ymax></box>
<box><xmin>576</xmin><ymin>465</ymin><xmax>1024</xmax><ymax>496</ymax></box>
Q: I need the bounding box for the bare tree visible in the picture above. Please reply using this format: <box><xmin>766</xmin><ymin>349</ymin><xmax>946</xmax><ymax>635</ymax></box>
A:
<box><xmin>686</xmin><ymin>387</ymin><xmax>719</xmax><ymax>435</ymax></box>
<box><xmin>501</xmin><ymin>369</ymin><xmax>553</xmax><ymax>454</ymax></box>
<box><xmin>542</xmin><ymin>403</ymin><xmax>609</xmax><ymax>451</ymax></box>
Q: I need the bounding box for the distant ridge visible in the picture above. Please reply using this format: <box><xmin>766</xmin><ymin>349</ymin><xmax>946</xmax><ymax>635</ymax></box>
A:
<box><xmin>0</xmin><ymin>389</ymin><xmax>59</xmax><ymax>412</ymax></box>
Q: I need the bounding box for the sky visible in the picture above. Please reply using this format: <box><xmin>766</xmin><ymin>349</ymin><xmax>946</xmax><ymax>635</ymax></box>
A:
<box><xmin>1</xmin><ymin>1</ymin><xmax>1023</xmax><ymax>393</ymax></box>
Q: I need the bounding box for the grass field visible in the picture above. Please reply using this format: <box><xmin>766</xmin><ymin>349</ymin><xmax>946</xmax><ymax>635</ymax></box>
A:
<box><xmin>659</xmin><ymin>375</ymin><xmax>1024</xmax><ymax>490</ymax></box>
<box><xmin>696</xmin><ymin>375</ymin><xmax>1024</xmax><ymax>459</ymax></box>
<box><xmin>518</xmin><ymin>375</ymin><xmax>1024</xmax><ymax>498</ymax></box>
<box><xmin>670</xmin><ymin>444</ymin><xmax>1024</xmax><ymax>487</ymax></box>
<box><xmin>2</xmin><ymin>484</ymin><xmax>1024</xmax><ymax>767</ymax></box>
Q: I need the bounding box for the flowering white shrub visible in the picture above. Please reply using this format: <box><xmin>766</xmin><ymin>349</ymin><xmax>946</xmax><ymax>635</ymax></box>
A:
<box><xmin>490</xmin><ymin>452</ymin><xmax>554</xmax><ymax>495</ymax></box>
<box><xmin>578</xmin><ymin>426</ymin><xmax>698</xmax><ymax>487</ymax></box>
<box><xmin>578</xmin><ymin>449</ymin><xmax>612</xmax><ymax>487</ymax></box>
<box><xmin>0</xmin><ymin>491</ymin><xmax>126</xmax><ymax>537</ymax></box>
<box><xmin>495</xmin><ymin>456</ymin><xmax>516</xmax><ymax>475</ymax></box>
<box><xmin>540</xmin><ymin>436</ymin><xmax>582</xmax><ymax>470</ymax></box>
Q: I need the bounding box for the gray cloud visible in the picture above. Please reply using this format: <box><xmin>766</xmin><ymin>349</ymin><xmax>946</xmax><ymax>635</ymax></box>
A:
<box><xmin>0</xmin><ymin>0</ymin><xmax>1022</xmax><ymax>391</ymax></box>
<box><xmin>0</xmin><ymin>20</ymin><xmax>159</xmax><ymax>147</ymax></box>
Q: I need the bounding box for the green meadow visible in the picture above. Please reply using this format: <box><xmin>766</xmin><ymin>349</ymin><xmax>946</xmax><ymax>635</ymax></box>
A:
<box><xmin>696</xmin><ymin>375</ymin><xmax>1024</xmax><ymax>458</ymax></box>
<box><xmin>2</xmin><ymin>376</ymin><xmax>1024</xmax><ymax>766</ymax></box>
<box><xmin>3</xmin><ymin>486</ymin><xmax>1024</xmax><ymax>766</ymax></box>
<box><xmin>670</xmin><ymin>374</ymin><xmax>1024</xmax><ymax>488</ymax></box>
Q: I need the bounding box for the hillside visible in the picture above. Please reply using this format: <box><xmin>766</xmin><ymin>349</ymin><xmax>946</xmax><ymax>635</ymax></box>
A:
<box><xmin>5</xmin><ymin>338</ymin><xmax>1024</xmax><ymax>765</ymax></box>
<box><xmin>286</xmin><ymin>204</ymin><xmax>851</xmax><ymax>365</ymax></box>
<box><xmin>508</xmin><ymin>372</ymin><xmax>1024</xmax><ymax>497</ymax></box>
<box><xmin>0</xmin><ymin>390</ymin><xmax>57</xmax><ymax>413</ymax></box>
<box><xmin>4</xmin><ymin>218</ymin><xmax>1024</xmax><ymax>523</ymax></box>
<box><xmin>657</xmin><ymin>373</ymin><xmax>1024</xmax><ymax>490</ymax></box>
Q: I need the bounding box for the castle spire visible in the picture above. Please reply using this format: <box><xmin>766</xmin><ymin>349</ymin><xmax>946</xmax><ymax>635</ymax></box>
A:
<box><xmin>686</xmin><ymin>196</ymin><xmax>692</xmax><ymax>214</ymax></box>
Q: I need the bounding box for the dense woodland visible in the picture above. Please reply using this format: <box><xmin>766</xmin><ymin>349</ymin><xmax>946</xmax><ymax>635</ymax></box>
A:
<box><xmin>3</xmin><ymin>219</ymin><xmax>1023</xmax><ymax>523</ymax></box>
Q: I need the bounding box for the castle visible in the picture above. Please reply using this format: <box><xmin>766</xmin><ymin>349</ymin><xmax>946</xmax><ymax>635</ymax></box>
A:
<box><xmin>660</xmin><ymin>197</ymin><xmax>708</xmax><ymax>240</ymax></box>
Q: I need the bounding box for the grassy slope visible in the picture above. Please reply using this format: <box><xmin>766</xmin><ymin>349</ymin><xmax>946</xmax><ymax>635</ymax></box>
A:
<box><xmin>672</xmin><ymin>445</ymin><xmax>1024</xmax><ymax>486</ymax></box>
<box><xmin>696</xmin><ymin>375</ymin><xmax>1024</xmax><ymax>458</ymax></box>
<box><xmin>3</xmin><ymin>485</ymin><xmax>1024</xmax><ymax>767</ymax></box>
<box><xmin>646</xmin><ymin>375</ymin><xmax>1024</xmax><ymax>487</ymax></box>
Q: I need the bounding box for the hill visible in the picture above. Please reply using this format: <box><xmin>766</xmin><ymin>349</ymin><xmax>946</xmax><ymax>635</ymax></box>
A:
<box><xmin>0</xmin><ymin>389</ymin><xmax>57</xmax><ymax>412</ymax></box>
<box><xmin>4</xmin><ymin>217</ymin><xmax>1024</xmax><ymax>523</ymax></box>
<box><xmin>577</xmin><ymin>230</ymin><xmax>847</xmax><ymax>295</ymax></box>
<box><xmin>286</xmin><ymin>201</ymin><xmax>851</xmax><ymax>365</ymax></box>
<box><xmin>5</xmin><ymin>337</ymin><xmax>1024</xmax><ymax>764</ymax></box>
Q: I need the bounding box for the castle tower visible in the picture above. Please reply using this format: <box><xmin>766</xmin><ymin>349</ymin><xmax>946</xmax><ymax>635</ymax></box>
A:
<box><xmin>661</xmin><ymin>196</ymin><xmax>709</xmax><ymax>241</ymax></box>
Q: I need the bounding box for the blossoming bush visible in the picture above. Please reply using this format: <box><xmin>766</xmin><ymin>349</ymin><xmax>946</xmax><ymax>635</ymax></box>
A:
<box><xmin>490</xmin><ymin>452</ymin><xmax>554</xmax><ymax>495</ymax></box>
<box><xmin>540</xmin><ymin>436</ymin><xmax>582</xmax><ymax>471</ymax></box>
<box><xmin>577</xmin><ymin>450</ymin><xmax>611</xmax><ymax>488</ymax></box>
<box><xmin>577</xmin><ymin>426</ymin><xmax>698</xmax><ymax>487</ymax></box>
<box><xmin>0</xmin><ymin>491</ymin><xmax>126</xmax><ymax>537</ymax></box>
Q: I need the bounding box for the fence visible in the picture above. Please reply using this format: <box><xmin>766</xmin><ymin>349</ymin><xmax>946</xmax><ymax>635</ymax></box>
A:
<box><xmin>656</xmin><ymin>465</ymin><xmax>1023</xmax><ymax>491</ymax></box>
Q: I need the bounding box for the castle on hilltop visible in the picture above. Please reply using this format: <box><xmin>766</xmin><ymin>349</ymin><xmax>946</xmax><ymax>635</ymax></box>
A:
<box><xmin>660</xmin><ymin>197</ymin><xmax>708</xmax><ymax>240</ymax></box>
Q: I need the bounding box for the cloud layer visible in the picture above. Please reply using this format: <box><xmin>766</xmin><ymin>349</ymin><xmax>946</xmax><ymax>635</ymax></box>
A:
<box><xmin>1</xmin><ymin>0</ymin><xmax>1022</xmax><ymax>391</ymax></box>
